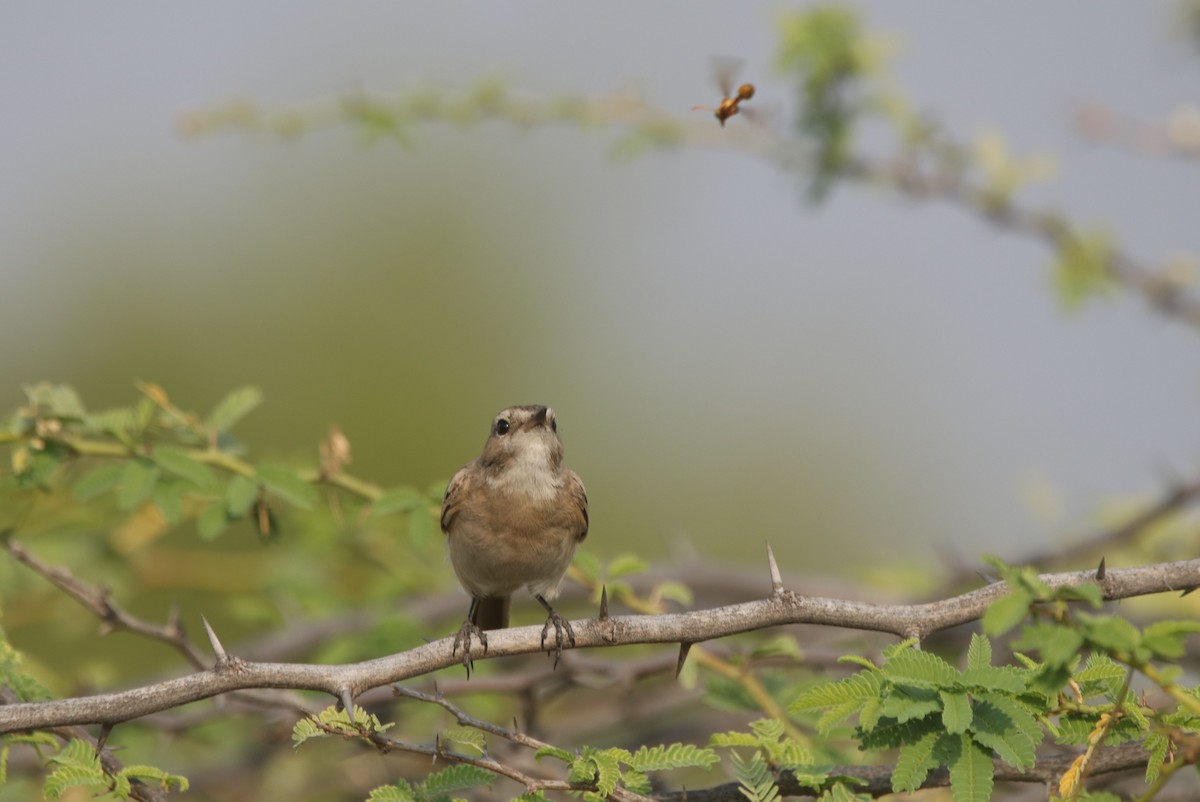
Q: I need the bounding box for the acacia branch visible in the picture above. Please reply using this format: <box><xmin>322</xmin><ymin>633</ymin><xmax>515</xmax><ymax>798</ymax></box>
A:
<box><xmin>658</xmin><ymin>743</ymin><xmax>1153</xmax><ymax>801</ymax></box>
<box><xmin>2</xmin><ymin>555</ymin><xmax>1197</xmax><ymax>735</ymax></box>
<box><xmin>381</xmin><ymin>684</ymin><xmax>1153</xmax><ymax>801</ymax></box>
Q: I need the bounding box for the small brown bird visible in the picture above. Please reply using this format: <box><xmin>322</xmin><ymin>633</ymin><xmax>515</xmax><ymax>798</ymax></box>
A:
<box><xmin>440</xmin><ymin>405</ymin><xmax>588</xmax><ymax>669</ymax></box>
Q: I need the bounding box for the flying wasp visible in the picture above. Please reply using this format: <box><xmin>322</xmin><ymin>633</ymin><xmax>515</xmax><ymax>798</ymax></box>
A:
<box><xmin>693</xmin><ymin>57</ymin><xmax>755</xmax><ymax>127</ymax></box>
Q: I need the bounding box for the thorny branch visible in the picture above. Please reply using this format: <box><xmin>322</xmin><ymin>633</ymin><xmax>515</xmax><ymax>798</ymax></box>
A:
<box><xmin>350</xmin><ymin>684</ymin><xmax>1154</xmax><ymax>801</ymax></box>
<box><xmin>2</xmin><ymin>548</ymin><xmax>1197</xmax><ymax>735</ymax></box>
<box><xmin>0</xmin><ymin>687</ymin><xmax>167</xmax><ymax>802</ymax></box>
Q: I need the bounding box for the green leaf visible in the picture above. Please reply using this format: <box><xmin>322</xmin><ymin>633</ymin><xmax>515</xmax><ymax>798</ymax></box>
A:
<box><xmin>1075</xmin><ymin>653</ymin><xmax>1128</xmax><ymax>697</ymax></box>
<box><xmin>1077</xmin><ymin>614</ymin><xmax>1140</xmax><ymax>655</ymax></box>
<box><xmin>891</xmin><ymin>730</ymin><xmax>941</xmax><ymax>793</ymax></box>
<box><xmin>367</xmin><ymin>781</ymin><xmax>416</xmax><ymax>802</ymax></box>
<box><xmin>291</xmin><ymin>717</ymin><xmax>326</xmax><ymax>746</ymax></box>
<box><xmin>881</xmin><ymin>686</ymin><xmax>941</xmax><ymax>723</ymax></box>
<box><xmin>606</xmin><ymin>552</ymin><xmax>649</xmax><ymax>579</ymax></box>
<box><xmin>118</xmin><ymin>764</ymin><xmax>190</xmax><ymax>793</ymax></box>
<box><xmin>44</xmin><ymin>739</ymin><xmax>107</xmax><ymax>800</ymax></box>
<box><xmin>1056</xmin><ymin>581</ymin><xmax>1103</xmax><ymax>607</ymax></box>
<box><xmin>972</xmin><ymin>695</ymin><xmax>1040</xmax><ymax>770</ymax></box>
<box><xmin>585</xmin><ymin>748</ymin><xmax>621</xmax><ymax>797</ymax></box>
<box><xmin>440</xmin><ymin>726</ymin><xmax>486</xmax><ymax>755</ymax></box>
<box><xmin>196</xmin><ymin>501</ymin><xmax>230</xmax><ymax>541</ymax></box>
<box><xmin>859</xmin><ymin>717</ymin><xmax>926</xmax><ymax>751</ymax></box>
<box><xmin>1014</xmin><ymin>622</ymin><xmax>1085</xmax><ymax>667</ymax></box>
<box><xmin>710</xmin><ymin>731</ymin><xmax>763</xmax><ymax>749</ymax></box>
<box><xmin>819</xmin><ymin>783</ymin><xmax>872</xmax><ymax>802</ymax></box>
<box><xmin>791</xmin><ymin>670</ymin><xmax>882</xmax><ymax>712</ymax></box>
<box><xmin>1141</xmin><ymin>620</ymin><xmax>1200</xmax><ymax>660</ymax></box>
<box><xmin>730</xmin><ymin>750</ymin><xmax>780</xmax><ymax>802</ymax></box>
<box><xmin>85</xmin><ymin>407</ymin><xmax>135</xmax><ymax>438</ymax></box>
<box><xmin>420</xmin><ymin>764</ymin><xmax>495</xmax><ymax>797</ymax></box>
<box><xmin>117</xmin><ymin>458</ymin><xmax>160</xmax><ymax>511</ymax></box>
<box><xmin>981</xmin><ymin>589</ymin><xmax>1032</xmax><ymax>636</ymax></box>
<box><xmin>25</xmin><ymin>382</ymin><xmax>86</xmax><ymax>419</ymax></box>
<box><xmin>0</xmin><ymin>732</ymin><xmax>58</xmax><ymax>785</ymax></box>
<box><xmin>572</xmin><ymin>550</ymin><xmax>601</xmax><ymax>584</ymax></box>
<box><xmin>225</xmin><ymin>475</ymin><xmax>260</xmax><ymax>518</ymax></box>
<box><xmin>153</xmin><ymin>481</ymin><xmax>185</xmax><ymax>526</ymax></box>
<box><xmin>207</xmin><ymin>386</ymin><xmax>263</xmax><ymax>433</ymax></box>
<box><xmin>947</xmin><ymin>734</ymin><xmax>993</xmax><ymax>802</ymax></box>
<box><xmin>966</xmin><ymin>633</ymin><xmax>992</xmax><ymax>670</ymax></box>
<box><xmin>370</xmin><ymin>487</ymin><xmax>424</xmax><ymax>517</ymax></box>
<box><xmin>622</xmin><ymin>768</ymin><xmax>652</xmax><ymax>795</ymax></box>
<box><xmin>534</xmin><ymin>746</ymin><xmax>575</xmax><ymax>764</ymax></box>
<box><xmin>626</xmin><ymin>743</ymin><xmax>720</xmax><ymax>771</ymax></box>
<box><xmin>655</xmin><ymin>580</ymin><xmax>694</xmax><ymax>606</ymax></box>
<box><xmin>881</xmin><ymin>648</ymin><xmax>959</xmax><ymax>688</ymax></box>
<box><xmin>153</xmin><ymin>447</ymin><xmax>215</xmax><ymax>488</ymax></box>
<box><xmin>72</xmin><ymin>464</ymin><xmax>125</xmax><ymax>501</ymax></box>
<box><xmin>940</xmin><ymin>690</ymin><xmax>972</xmax><ymax>734</ymax></box>
<box><xmin>961</xmin><ymin>665</ymin><xmax>1027</xmax><ymax>694</ymax></box>
<box><xmin>1144</xmin><ymin>731</ymin><xmax>1169</xmax><ymax>783</ymax></box>
<box><xmin>256</xmin><ymin>463</ymin><xmax>318</xmax><ymax>510</ymax></box>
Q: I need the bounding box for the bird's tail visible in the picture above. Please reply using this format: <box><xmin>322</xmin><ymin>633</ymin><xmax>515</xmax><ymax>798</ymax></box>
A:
<box><xmin>471</xmin><ymin>596</ymin><xmax>510</xmax><ymax>631</ymax></box>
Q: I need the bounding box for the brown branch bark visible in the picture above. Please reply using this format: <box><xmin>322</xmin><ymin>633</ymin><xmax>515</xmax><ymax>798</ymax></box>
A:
<box><xmin>2</xmin><ymin>555</ymin><xmax>1196</xmax><ymax>735</ymax></box>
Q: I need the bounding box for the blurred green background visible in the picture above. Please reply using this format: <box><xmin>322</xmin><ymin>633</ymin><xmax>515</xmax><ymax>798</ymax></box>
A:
<box><xmin>3</xmin><ymin>1</ymin><xmax>1199</xmax><ymax>577</ymax></box>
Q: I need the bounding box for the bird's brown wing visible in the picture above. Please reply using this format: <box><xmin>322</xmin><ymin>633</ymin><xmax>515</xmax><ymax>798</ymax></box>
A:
<box><xmin>440</xmin><ymin>464</ymin><xmax>474</xmax><ymax>534</ymax></box>
<box><xmin>567</xmin><ymin>469</ymin><xmax>589</xmax><ymax>541</ymax></box>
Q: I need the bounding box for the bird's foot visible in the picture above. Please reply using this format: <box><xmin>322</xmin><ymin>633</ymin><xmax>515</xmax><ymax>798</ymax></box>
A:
<box><xmin>539</xmin><ymin>608</ymin><xmax>576</xmax><ymax>668</ymax></box>
<box><xmin>452</xmin><ymin>619</ymin><xmax>488</xmax><ymax>675</ymax></box>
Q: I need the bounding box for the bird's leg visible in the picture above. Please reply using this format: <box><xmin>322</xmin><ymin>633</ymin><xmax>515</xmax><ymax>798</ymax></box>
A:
<box><xmin>536</xmin><ymin>594</ymin><xmax>575</xmax><ymax>668</ymax></box>
<box><xmin>452</xmin><ymin>598</ymin><xmax>488</xmax><ymax>675</ymax></box>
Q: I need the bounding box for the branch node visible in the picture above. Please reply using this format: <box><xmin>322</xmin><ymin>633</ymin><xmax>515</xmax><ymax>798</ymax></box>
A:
<box><xmin>766</xmin><ymin>543</ymin><xmax>784</xmax><ymax>597</ymax></box>
<box><xmin>200</xmin><ymin>614</ymin><xmax>228</xmax><ymax>664</ymax></box>
<box><xmin>675</xmin><ymin>642</ymin><xmax>693</xmax><ymax>679</ymax></box>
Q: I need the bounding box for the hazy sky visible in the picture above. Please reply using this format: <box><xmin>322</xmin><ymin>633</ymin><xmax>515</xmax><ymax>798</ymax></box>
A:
<box><xmin>2</xmin><ymin>3</ymin><xmax>1197</xmax><ymax>573</ymax></box>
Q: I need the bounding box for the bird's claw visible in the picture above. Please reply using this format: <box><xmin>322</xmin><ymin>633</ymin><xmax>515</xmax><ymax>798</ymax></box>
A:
<box><xmin>540</xmin><ymin>610</ymin><xmax>576</xmax><ymax>668</ymax></box>
<box><xmin>452</xmin><ymin>620</ymin><xmax>488</xmax><ymax>675</ymax></box>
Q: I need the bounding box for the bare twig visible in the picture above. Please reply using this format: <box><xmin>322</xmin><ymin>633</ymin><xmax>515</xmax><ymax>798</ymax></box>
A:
<box><xmin>4</xmin><ymin>539</ymin><xmax>207</xmax><ymax>670</ymax></box>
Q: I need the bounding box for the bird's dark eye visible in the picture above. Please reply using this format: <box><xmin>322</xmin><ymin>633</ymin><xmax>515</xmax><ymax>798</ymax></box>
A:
<box><xmin>495</xmin><ymin>419</ymin><xmax>510</xmax><ymax>435</ymax></box>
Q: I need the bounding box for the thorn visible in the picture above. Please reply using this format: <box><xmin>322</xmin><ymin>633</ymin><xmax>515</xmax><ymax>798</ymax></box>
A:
<box><xmin>512</xmin><ymin>716</ymin><xmax>520</xmax><ymax>732</ymax></box>
<box><xmin>167</xmin><ymin>600</ymin><xmax>183</xmax><ymax>636</ymax></box>
<box><xmin>1095</xmin><ymin>556</ymin><xmax>1106</xmax><ymax>581</ymax></box>
<box><xmin>200</xmin><ymin>615</ymin><xmax>227</xmax><ymax>663</ymax></box>
<box><xmin>96</xmin><ymin>723</ymin><xmax>113</xmax><ymax>754</ymax></box>
<box><xmin>766</xmin><ymin>543</ymin><xmax>784</xmax><ymax>596</ymax></box>
<box><xmin>598</xmin><ymin>585</ymin><xmax>609</xmax><ymax>620</ymax></box>
<box><xmin>675</xmin><ymin>642</ymin><xmax>693</xmax><ymax>679</ymax></box>
<box><xmin>1182</xmin><ymin>586</ymin><xmax>1196</xmax><ymax>597</ymax></box>
<box><xmin>339</xmin><ymin>689</ymin><xmax>355</xmax><ymax>723</ymax></box>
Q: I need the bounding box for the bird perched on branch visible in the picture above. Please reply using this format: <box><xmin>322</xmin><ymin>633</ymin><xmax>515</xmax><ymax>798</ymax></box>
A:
<box><xmin>440</xmin><ymin>405</ymin><xmax>589</xmax><ymax>670</ymax></box>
